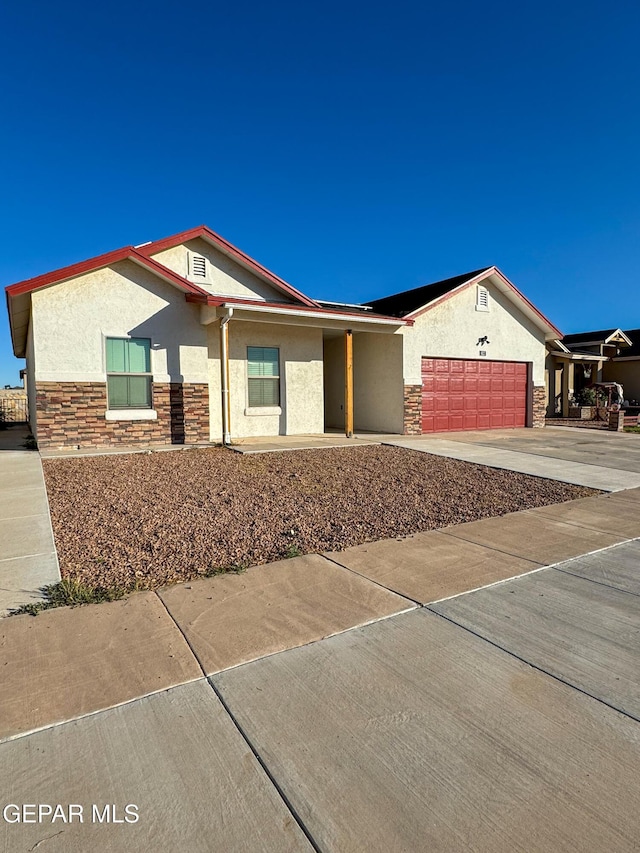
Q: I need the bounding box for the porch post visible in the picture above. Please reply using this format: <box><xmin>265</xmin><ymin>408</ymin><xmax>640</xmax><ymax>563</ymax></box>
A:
<box><xmin>220</xmin><ymin>310</ymin><xmax>233</xmax><ymax>444</ymax></box>
<box><xmin>561</xmin><ymin>360</ymin><xmax>575</xmax><ymax>417</ymax></box>
<box><xmin>345</xmin><ymin>329</ymin><xmax>353</xmax><ymax>438</ymax></box>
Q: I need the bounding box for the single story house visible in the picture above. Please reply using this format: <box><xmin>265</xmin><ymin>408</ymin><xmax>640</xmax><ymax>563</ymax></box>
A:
<box><xmin>5</xmin><ymin>225</ymin><xmax>560</xmax><ymax>449</ymax></box>
<box><xmin>546</xmin><ymin>328</ymin><xmax>640</xmax><ymax>415</ymax></box>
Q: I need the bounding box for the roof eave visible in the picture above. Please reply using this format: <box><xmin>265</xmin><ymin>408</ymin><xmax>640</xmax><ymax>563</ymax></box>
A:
<box><xmin>186</xmin><ymin>293</ymin><xmax>412</xmax><ymax>326</ymax></box>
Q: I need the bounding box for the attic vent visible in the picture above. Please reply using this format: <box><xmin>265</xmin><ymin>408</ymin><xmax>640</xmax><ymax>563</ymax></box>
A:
<box><xmin>476</xmin><ymin>286</ymin><xmax>489</xmax><ymax>312</ymax></box>
<box><xmin>191</xmin><ymin>255</ymin><xmax>207</xmax><ymax>277</ymax></box>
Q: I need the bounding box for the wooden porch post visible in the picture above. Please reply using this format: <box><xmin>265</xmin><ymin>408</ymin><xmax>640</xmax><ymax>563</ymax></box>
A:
<box><xmin>561</xmin><ymin>360</ymin><xmax>575</xmax><ymax>418</ymax></box>
<box><xmin>345</xmin><ymin>329</ymin><xmax>353</xmax><ymax>438</ymax></box>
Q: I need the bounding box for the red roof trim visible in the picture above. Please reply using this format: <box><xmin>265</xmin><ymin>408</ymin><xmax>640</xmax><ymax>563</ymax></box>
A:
<box><xmin>185</xmin><ymin>292</ymin><xmax>413</xmax><ymax>324</ymax></box>
<box><xmin>138</xmin><ymin>225</ymin><xmax>320</xmax><ymax>308</ymax></box>
<box><xmin>5</xmin><ymin>247</ymin><xmax>209</xmax><ymax>298</ymax></box>
<box><xmin>407</xmin><ymin>267</ymin><xmax>562</xmax><ymax>338</ymax></box>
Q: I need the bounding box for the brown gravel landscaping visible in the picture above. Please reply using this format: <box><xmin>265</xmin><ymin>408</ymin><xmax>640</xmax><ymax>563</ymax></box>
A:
<box><xmin>42</xmin><ymin>445</ymin><xmax>600</xmax><ymax>591</ymax></box>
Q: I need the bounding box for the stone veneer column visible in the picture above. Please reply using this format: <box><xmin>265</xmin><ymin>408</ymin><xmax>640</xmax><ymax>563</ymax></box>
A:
<box><xmin>35</xmin><ymin>382</ymin><xmax>210</xmax><ymax>449</ymax></box>
<box><xmin>532</xmin><ymin>386</ymin><xmax>546</xmax><ymax>428</ymax></box>
<box><xmin>403</xmin><ymin>385</ymin><xmax>422</xmax><ymax>435</ymax></box>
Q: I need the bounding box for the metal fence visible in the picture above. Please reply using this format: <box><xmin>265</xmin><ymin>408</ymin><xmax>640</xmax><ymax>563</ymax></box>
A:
<box><xmin>0</xmin><ymin>394</ymin><xmax>28</xmax><ymax>423</ymax></box>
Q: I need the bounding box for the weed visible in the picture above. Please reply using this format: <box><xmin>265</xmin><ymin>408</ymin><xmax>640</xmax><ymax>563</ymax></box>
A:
<box><xmin>284</xmin><ymin>544</ymin><xmax>303</xmax><ymax>558</ymax></box>
<box><xmin>22</xmin><ymin>434</ymin><xmax>37</xmax><ymax>450</ymax></box>
<box><xmin>623</xmin><ymin>426</ymin><xmax>640</xmax><ymax>433</ymax></box>
<box><xmin>10</xmin><ymin>577</ymin><xmax>134</xmax><ymax>616</ymax></box>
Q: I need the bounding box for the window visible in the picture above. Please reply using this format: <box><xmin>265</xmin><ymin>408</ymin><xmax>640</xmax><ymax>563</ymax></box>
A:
<box><xmin>106</xmin><ymin>338</ymin><xmax>152</xmax><ymax>409</ymax></box>
<box><xmin>476</xmin><ymin>286</ymin><xmax>490</xmax><ymax>311</ymax></box>
<box><xmin>247</xmin><ymin>347</ymin><xmax>280</xmax><ymax>407</ymax></box>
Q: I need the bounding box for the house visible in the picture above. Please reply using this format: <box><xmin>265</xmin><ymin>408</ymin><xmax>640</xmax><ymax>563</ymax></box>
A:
<box><xmin>546</xmin><ymin>328</ymin><xmax>640</xmax><ymax>415</ymax></box>
<box><xmin>5</xmin><ymin>226</ymin><xmax>560</xmax><ymax>448</ymax></box>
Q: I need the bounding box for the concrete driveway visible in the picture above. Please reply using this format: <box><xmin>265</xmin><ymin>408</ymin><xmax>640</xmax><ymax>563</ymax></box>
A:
<box><xmin>387</xmin><ymin>426</ymin><xmax>640</xmax><ymax>491</ymax></box>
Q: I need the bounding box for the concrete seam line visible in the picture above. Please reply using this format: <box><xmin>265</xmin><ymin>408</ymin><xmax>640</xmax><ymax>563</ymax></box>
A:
<box><xmin>153</xmin><ymin>591</ymin><xmax>208</xmax><ymax>679</ymax></box>
<box><xmin>439</xmin><ymin>528</ymin><xmax>630</xmax><ymax>566</ymax></box>
<box><xmin>425</xmin><ymin>608</ymin><xmax>640</xmax><ymax>725</ymax></box>
<box><xmin>427</xmin><ymin>536</ymin><xmax>638</xmax><ymax>605</ymax></box>
<box><xmin>320</xmin><ymin>553</ymin><xmax>423</xmax><ymax>606</ymax></box>
<box><xmin>0</xmin><ymin>677</ymin><xmax>207</xmax><ymax>745</ymax></box>
<box><xmin>209</xmin><ymin>604</ymin><xmax>419</xmax><ymax>677</ymax></box>
<box><xmin>207</xmin><ymin>678</ymin><xmax>324</xmax><ymax>853</ymax></box>
<box><xmin>551</xmin><ymin>566</ymin><xmax>640</xmax><ymax>598</ymax></box>
<box><xmin>425</xmin><ymin>564</ymin><xmax>549</xmax><ymax>606</ymax></box>
<box><xmin>0</xmin><ymin>551</ymin><xmax>55</xmax><ymax>564</ymax></box>
<box><xmin>0</xmin><ymin>513</ymin><xmax>51</xmax><ymax>522</ymax></box>
<box><xmin>525</xmin><ymin>508</ymin><xmax>640</xmax><ymax>538</ymax></box>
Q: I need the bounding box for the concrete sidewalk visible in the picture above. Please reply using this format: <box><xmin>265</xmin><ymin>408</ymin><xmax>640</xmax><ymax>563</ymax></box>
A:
<box><xmin>0</xmin><ymin>431</ymin><xmax>60</xmax><ymax>615</ymax></box>
<box><xmin>2</xmin><ymin>488</ymin><xmax>640</xmax><ymax>740</ymax></box>
<box><xmin>1</xmin><ymin>487</ymin><xmax>639</xmax><ymax>850</ymax></box>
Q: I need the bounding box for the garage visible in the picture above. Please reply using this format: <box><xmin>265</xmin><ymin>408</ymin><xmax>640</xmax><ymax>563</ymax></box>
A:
<box><xmin>421</xmin><ymin>357</ymin><xmax>529</xmax><ymax>433</ymax></box>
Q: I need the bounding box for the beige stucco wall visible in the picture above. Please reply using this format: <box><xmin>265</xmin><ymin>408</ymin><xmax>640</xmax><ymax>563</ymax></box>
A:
<box><xmin>223</xmin><ymin>320</ymin><xmax>323</xmax><ymax>438</ymax></box>
<box><xmin>353</xmin><ymin>332</ymin><xmax>404</xmax><ymax>433</ymax></box>
<box><xmin>603</xmin><ymin>360</ymin><xmax>640</xmax><ymax>403</ymax></box>
<box><xmin>402</xmin><ymin>282</ymin><xmax>547</xmax><ymax>386</ymax></box>
<box><xmin>151</xmin><ymin>238</ymin><xmax>294</xmax><ymax>303</ymax></box>
<box><xmin>323</xmin><ymin>336</ymin><xmax>344</xmax><ymax>429</ymax></box>
<box><xmin>31</xmin><ymin>260</ymin><xmax>208</xmax><ymax>385</ymax></box>
<box><xmin>26</xmin><ymin>320</ymin><xmax>37</xmax><ymax>436</ymax></box>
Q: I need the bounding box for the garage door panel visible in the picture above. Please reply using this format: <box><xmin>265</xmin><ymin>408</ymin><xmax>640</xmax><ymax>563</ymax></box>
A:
<box><xmin>422</xmin><ymin>358</ymin><xmax>528</xmax><ymax>433</ymax></box>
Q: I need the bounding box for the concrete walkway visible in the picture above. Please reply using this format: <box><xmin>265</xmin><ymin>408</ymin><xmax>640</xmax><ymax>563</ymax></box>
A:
<box><xmin>0</xmin><ymin>426</ymin><xmax>60</xmax><ymax>616</ymax></box>
<box><xmin>1</xmin><ymin>489</ymin><xmax>640</xmax><ymax>850</ymax></box>
<box><xmin>387</xmin><ymin>426</ymin><xmax>640</xmax><ymax>491</ymax></box>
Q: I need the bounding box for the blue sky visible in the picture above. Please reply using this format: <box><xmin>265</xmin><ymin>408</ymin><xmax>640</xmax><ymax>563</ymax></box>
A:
<box><xmin>1</xmin><ymin>0</ymin><xmax>639</xmax><ymax>385</ymax></box>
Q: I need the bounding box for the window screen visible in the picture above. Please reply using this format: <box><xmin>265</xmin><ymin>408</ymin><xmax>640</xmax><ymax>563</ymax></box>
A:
<box><xmin>247</xmin><ymin>346</ymin><xmax>280</xmax><ymax>407</ymax></box>
<box><xmin>106</xmin><ymin>338</ymin><xmax>152</xmax><ymax>408</ymax></box>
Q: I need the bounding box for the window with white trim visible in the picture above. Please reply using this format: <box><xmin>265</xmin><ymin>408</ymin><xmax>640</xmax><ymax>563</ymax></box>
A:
<box><xmin>106</xmin><ymin>338</ymin><xmax>152</xmax><ymax>409</ymax></box>
<box><xmin>247</xmin><ymin>347</ymin><xmax>280</xmax><ymax>407</ymax></box>
<box><xmin>476</xmin><ymin>286</ymin><xmax>490</xmax><ymax>311</ymax></box>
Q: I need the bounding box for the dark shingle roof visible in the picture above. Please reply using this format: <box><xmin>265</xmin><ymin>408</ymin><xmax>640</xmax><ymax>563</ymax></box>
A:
<box><xmin>620</xmin><ymin>328</ymin><xmax>640</xmax><ymax>357</ymax></box>
<box><xmin>364</xmin><ymin>268</ymin><xmax>491</xmax><ymax>318</ymax></box>
<box><xmin>562</xmin><ymin>329</ymin><xmax>620</xmax><ymax>345</ymax></box>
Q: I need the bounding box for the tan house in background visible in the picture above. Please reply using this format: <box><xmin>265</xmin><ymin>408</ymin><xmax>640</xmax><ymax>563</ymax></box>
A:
<box><xmin>546</xmin><ymin>328</ymin><xmax>640</xmax><ymax>416</ymax></box>
<box><xmin>5</xmin><ymin>226</ymin><xmax>560</xmax><ymax>449</ymax></box>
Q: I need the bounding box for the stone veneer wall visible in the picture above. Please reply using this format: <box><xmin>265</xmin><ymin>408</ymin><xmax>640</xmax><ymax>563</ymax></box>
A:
<box><xmin>532</xmin><ymin>385</ymin><xmax>546</xmax><ymax>428</ymax></box>
<box><xmin>403</xmin><ymin>385</ymin><xmax>422</xmax><ymax>435</ymax></box>
<box><xmin>35</xmin><ymin>382</ymin><xmax>210</xmax><ymax>448</ymax></box>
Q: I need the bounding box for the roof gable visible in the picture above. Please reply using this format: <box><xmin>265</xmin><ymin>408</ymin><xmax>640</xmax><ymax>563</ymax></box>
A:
<box><xmin>5</xmin><ymin>247</ymin><xmax>209</xmax><ymax>358</ymax></box>
<box><xmin>364</xmin><ymin>268</ymin><xmax>491</xmax><ymax>317</ymax></box>
<box><xmin>365</xmin><ymin>266</ymin><xmax>562</xmax><ymax>341</ymax></box>
<box><xmin>138</xmin><ymin>225</ymin><xmax>319</xmax><ymax>308</ymax></box>
<box><xmin>562</xmin><ymin>328</ymin><xmax>632</xmax><ymax>348</ymax></box>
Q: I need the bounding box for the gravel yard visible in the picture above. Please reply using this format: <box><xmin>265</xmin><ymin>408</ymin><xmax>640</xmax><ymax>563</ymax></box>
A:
<box><xmin>43</xmin><ymin>445</ymin><xmax>599</xmax><ymax>590</ymax></box>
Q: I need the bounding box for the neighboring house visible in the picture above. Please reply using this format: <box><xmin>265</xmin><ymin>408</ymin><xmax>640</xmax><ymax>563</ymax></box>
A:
<box><xmin>5</xmin><ymin>226</ymin><xmax>560</xmax><ymax>448</ymax></box>
<box><xmin>546</xmin><ymin>328</ymin><xmax>640</xmax><ymax>415</ymax></box>
<box><xmin>603</xmin><ymin>328</ymin><xmax>640</xmax><ymax>404</ymax></box>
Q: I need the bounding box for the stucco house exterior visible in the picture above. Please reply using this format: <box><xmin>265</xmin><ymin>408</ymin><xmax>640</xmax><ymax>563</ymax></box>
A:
<box><xmin>546</xmin><ymin>328</ymin><xmax>640</xmax><ymax>416</ymax></box>
<box><xmin>5</xmin><ymin>226</ymin><xmax>560</xmax><ymax>449</ymax></box>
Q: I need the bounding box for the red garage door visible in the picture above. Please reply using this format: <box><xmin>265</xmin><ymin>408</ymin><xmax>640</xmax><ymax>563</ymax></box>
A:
<box><xmin>421</xmin><ymin>358</ymin><xmax>528</xmax><ymax>433</ymax></box>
